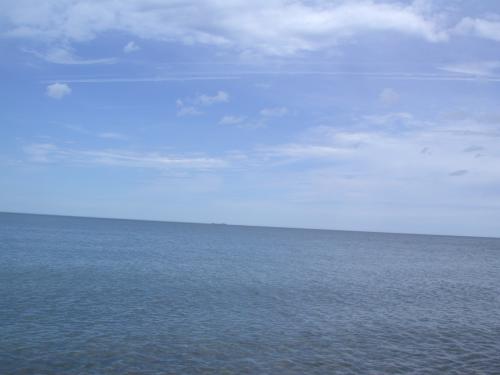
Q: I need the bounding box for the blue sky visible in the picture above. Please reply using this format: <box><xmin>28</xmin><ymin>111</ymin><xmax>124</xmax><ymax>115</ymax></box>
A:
<box><xmin>1</xmin><ymin>0</ymin><xmax>500</xmax><ymax>237</ymax></box>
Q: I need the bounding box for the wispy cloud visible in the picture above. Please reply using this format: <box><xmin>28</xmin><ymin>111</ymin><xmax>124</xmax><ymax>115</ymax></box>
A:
<box><xmin>98</xmin><ymin>132</ymin><xmax>128</xmax><ymax>140</ymax></box>
<box><xmin>363</xmin><ymin>112</ymin><xmax>415</xmax><ymax>126</ymax></box>
<box><xmin>219</xmin><ymin>107</ymin><xmax>287</xmax><ymax>129</ymax></box>
<box><xmin>24</xmin><ymin>47</ymin><xmax>116</xmax><ymax>65</ymax></box>
<box><xmin>253</xmin><ymin>111</ymin><xmax>500</xmax><ymax>186</ymax></box>
<box><xmin>440</xmin><ymin>61</ymin><xmax>500</xmax><ymax>76</ymax></box>
<box><xmin>219</xmin><ymin>115</ymin><xmax>246</xmax><ymax>125</ymax></box>
<box><xmin>18</xmin><ymin>107</ymin><xmax>500</xmax><ymax>237</ymax></box>
<box><xmin>218</xmin><ymin>114</ymin><xmax>266</xmax><ymax>129</ymax></box>
<box><xmin>455</xmin><ymin>17</ymin><xmax>500</xmax><ymax>42</ymax></box>
<box><xmin>23</xmin><ymin>144</ymin><xmax>228</xmax><ymax>170</ymax></box>
<box><xmin>261</xmin><ymin>143</ymin><xmax>352</xmax><ymax>160</ymax></box>
<box><xmin>176</xmin><ymin>91</ymin><xmax>229</xmax><ymax>116</ymax></box>
<box><xmin>255</xmin><ymin>83</ymin><xmax>272</xmax><ymax>89</ymax></box>
<box><xmin>23</xmin><ymin>143</ymin><xmax>58</xmax><ymax>162</ymax></box>
<box><xmin>60</xmin><ymin>124</ymin><xmax>128</xmax><ymax>141</ymax></box>
<box><xmin>379</xmin><ymin>88</ymin><xmax>400</xmax><ymax>106</ymax></box>
<box><xmin>260</xmin><ymin>107</ymin><xmax>289</xmax><ymax>117</ymax></box>
<box><xmin>197</xmin><ymin>91</ymin><xmax>229</xmax><ymax>105</ymax></box>
<box><xmin>176</xmin><ymin>100</ymin><xmax>202</xmax><ymax>117</ymax></box>
<box><xmin>123</xmin><ymin>41</ymin><xmax>140</xmax><ymax>53</ymax></box>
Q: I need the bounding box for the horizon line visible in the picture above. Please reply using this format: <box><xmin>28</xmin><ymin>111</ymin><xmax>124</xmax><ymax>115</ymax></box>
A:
<box><xmin>1</xmin><ymin>210</ymin><xmax>498</xmax><ymax>240</ymax></box>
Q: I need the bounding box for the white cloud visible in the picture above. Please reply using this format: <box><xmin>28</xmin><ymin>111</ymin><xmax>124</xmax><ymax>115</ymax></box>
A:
<box><xmin>455</xmin><ymin>17</ymin><xmax>500</xmax><ymax>42</ymax></box>
<box><xmin>379</xmin><ymin>88</ymin><xmax>400</xmax><ymax>105</ymax></box>
<box><xmin>123</xmin><ymin>40</ymin><xmax>140</xmax><ymax>53</ymax></box>
<box><xmin>197</xmin><ymin>91</ymin><xmax>229</xmax><ymax>106</ymax></box>
<box><xmin>24</xmin><ymin>46</ymin><xmax>116</xmax><ymax>64</ymax></box>
<box><xmin>46</xmin><ymin>82</ymin><xmax>71</xmax><ymax>99</ymax></box>
<box><xmin>260</xmin><ymin>107</ymin><xmax>289</xmax><ymax>117</ymax></box>
<box><xmin>176</xmin><ymin>99</ymin><xmax>201</xmax><ymax>117</ymax></box>
<box><xmin>176</xmin><ymin>91</ymin><xmax>229</xmax><ymax>116</ymax></box>
<box><xmin>219</xmin><ymin>115</ymin><xmax>246</xmax><ymax>125</ymax></box>
<box><xmin>2</xmin><ymin>1</ymin><xmax>450</xmax><ymax>56</ymax></box>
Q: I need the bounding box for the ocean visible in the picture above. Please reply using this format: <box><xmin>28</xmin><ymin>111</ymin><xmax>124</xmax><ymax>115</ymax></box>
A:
<box><xmin>1</xmin><ymin>212</ymin><xmax>499</xmax><ymax>374</ymax></box>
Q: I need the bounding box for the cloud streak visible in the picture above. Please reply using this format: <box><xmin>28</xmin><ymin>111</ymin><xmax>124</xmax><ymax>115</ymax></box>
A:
<box><xmin>440</xmin><ymin>61</ymin><xmax>500</xmax><ymax>76</ymax></box>
<box><xmin>40</xmin><ymin>71</ymin><xmax>500</xmax><ymax>86</ymax></box>
<box><xmin>43</xmin><ymin>76</ymin><xmax>239</xmax><ymax>84</ymax></box>
<box><xmin>176</xmin><ymin>90</ymin><xmax>229</xmax><ymax>116</ymax></box>
<box><xmin>24</xmin><ymin>47</ymin><xmax>116</xmax><ymax>65</ymax></box>
<box><xmin>24</xmin><ymin>144</ymin><xmax>228</xmax><ymax>170</ymax></box>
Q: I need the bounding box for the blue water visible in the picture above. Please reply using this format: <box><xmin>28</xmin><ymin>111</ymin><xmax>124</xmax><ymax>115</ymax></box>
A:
<box><xmin>1</xmin><ymin>213</ymin><xmax>500</xmax><ymax>374</ymax></box>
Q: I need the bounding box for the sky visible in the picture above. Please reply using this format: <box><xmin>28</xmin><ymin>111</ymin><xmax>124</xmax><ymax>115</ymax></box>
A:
<box><xmin>1</xmin><ymin>0</ymin><xmax>500</xmax><ymax>237</ymax></box>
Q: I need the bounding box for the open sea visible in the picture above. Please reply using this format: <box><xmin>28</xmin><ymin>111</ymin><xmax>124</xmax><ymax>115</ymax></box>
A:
<box><xmin>1</xmin><ymin>212</ymin><xmax>499</xmax><ymax>374</ymax></box>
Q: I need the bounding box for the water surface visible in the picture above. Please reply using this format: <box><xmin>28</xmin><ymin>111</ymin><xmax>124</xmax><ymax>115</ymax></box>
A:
<box><xmin>1</xmin><ymin>212</ymin><xmax>499</xmax><ymax>374</ymax></box>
